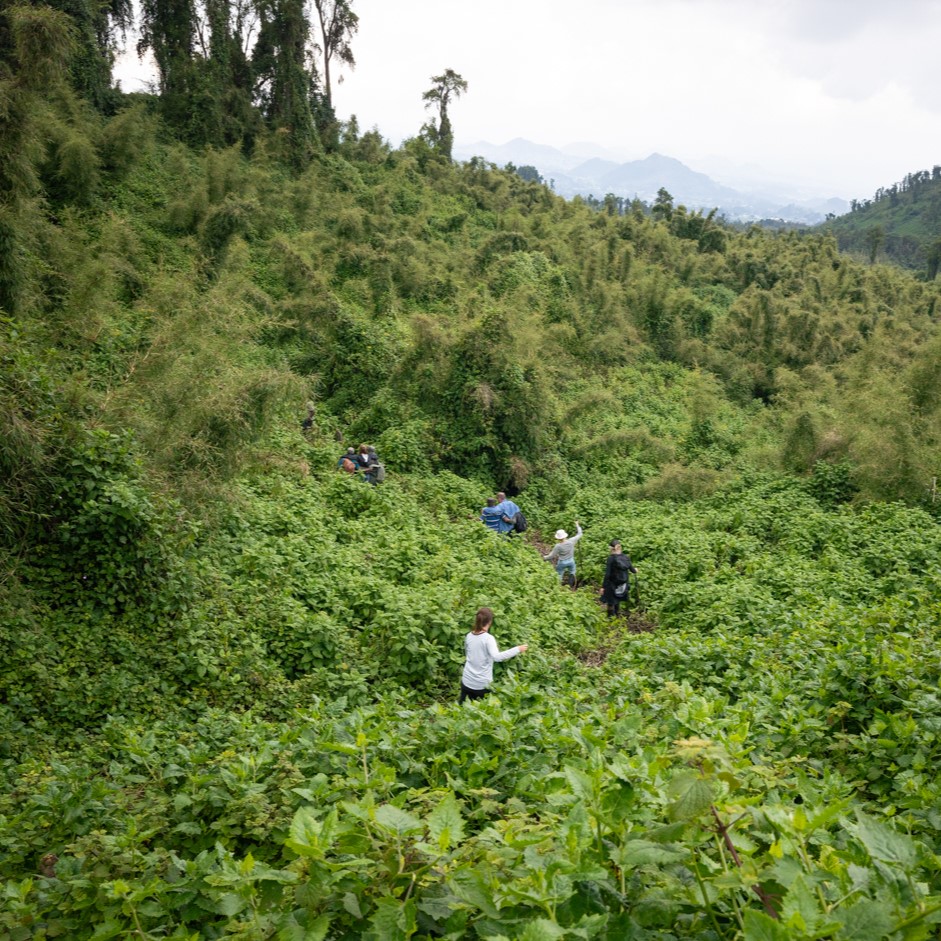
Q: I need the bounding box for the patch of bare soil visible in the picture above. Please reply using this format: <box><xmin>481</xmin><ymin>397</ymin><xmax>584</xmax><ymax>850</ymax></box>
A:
<box><xmin>624</xmin><ymin>611</ymin><xmax>657</xmax><ymax>633</ymax></box>
<box><xmin>576</xmin><ymin>612</ymin><xmax>658</xmax><ymax>667</ymax></box>
<box><xmin>576</xmin><ymin>646</ymin><xmax>613</xmax><ymax>667</ymax></box>
<box><xmin>526</xmin><ymin>527</ymin><xmax>553</xmax><ymax>556</ymax></box>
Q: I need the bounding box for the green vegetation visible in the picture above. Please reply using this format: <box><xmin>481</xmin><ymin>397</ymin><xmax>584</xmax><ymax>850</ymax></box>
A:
<box><xmin>823</xmin><ymin>167</ymin><xmax>941</xmax><ymax>275</ymax></box>
<box><xmin>3</xmin><ymin>3</ymin><xmax>941</xmax><ymax>938</ymax></box>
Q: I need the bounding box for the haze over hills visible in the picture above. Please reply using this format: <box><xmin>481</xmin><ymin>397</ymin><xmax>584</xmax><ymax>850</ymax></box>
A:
<box><xmin>454</xmin><ymin>137</ymin><xmax>849</xmax><ymax>224</ymax></box>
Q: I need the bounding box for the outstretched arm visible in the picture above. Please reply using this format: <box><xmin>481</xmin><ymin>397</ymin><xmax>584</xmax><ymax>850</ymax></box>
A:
<box><xmin>486</xmin><ymin>634</ymin><xmax>527</xmax><ymax>661</ymax></box>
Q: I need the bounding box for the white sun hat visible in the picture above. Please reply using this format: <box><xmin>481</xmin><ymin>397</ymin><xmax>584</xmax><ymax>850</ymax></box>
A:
<box><xmin>555</xmin><ymin>529</ymin><xmax>568</xmax><ymax>540</ymax></box>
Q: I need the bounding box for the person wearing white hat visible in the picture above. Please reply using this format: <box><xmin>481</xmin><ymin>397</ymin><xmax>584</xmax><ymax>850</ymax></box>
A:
<box><xmin>543</xmin><ymin>521</ymin><xmax>583</xmax><ymax>583</ymax></box>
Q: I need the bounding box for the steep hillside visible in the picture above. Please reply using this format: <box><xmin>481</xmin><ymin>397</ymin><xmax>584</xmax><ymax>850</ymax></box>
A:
<box><xmin>4</xmin><ymin>6</ymin><xmax>941</xmax><ymax>938</ymax></box>
<box><xmin>823</xmin><ymin>166</ymin><xmax>941</xmax><ymax>273</ymax></box>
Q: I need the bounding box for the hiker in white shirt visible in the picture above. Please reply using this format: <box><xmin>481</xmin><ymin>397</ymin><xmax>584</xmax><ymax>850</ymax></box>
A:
<box><xmin>460</xmin><ymin>607</ymin><xmax>528</xmax><ymax>703</ymax></box>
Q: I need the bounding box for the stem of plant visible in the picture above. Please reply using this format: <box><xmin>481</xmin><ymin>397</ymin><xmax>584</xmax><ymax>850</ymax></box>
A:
<box><xmin>131</xmin><ymin>905</ymin><xmax>149</xmax><ymax>940</ymax></box>
<box><xmin>402</xmin><ymin>872</ymin><xmax>417</xmax><ymax>904</ymax></box>
<box><xmin>711</xmin><ymin>805</ymin><xmax>779</xmax><ymax>920</ymax></box>
<box><xmin>793</xmin><ymin>837</ymin><xmax>828</xmax><ymax>912</ymax></box>
<box><xmin>891</xmin><ymin>900</ymin><xmax>941</xmax><ymax>934</ymax></box>
<box><xmin>692</xmin><ymin>855</ymin><xmax>725</xmax><ymax>939</ymax></box>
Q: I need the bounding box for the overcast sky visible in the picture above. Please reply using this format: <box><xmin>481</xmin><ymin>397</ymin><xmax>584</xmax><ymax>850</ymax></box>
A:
<box><xmin>116</xmin><ymin>0</ymin><xmax>941</xmax><ymax>200</ymax></box>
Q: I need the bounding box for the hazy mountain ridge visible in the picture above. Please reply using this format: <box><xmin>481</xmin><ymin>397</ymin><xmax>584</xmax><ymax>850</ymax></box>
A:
<box><xmin>454</xmin><ymin>138</ymin><xmax>849</xmax><ymax>223</ymax></box>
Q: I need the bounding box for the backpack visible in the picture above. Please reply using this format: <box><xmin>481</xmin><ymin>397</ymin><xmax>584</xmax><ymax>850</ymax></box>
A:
<box><xmin>341</xmin><ymin>458</ymin><xmax>356</xmax><ymax>473</ymax></box>
<box><xmin>611</xmin><ymin>555</ymin><xmax>632</xmax><ymax>594</ymax></box>
<box><xmin>374</xmin><ymin>463</ymin><xmax>386</xmax><ymax>482</ymax></box>
<box><xmin>513</xmin><ymin>510</ymin><xmax>528</xmax><ymax>533</ymax></box>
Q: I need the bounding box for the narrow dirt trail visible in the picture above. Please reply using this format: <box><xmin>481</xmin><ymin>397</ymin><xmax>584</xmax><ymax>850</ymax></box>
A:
<box><xmin>526</xmin><ymin>528</ymin><xmax>658</xmax><ymax>639</ymax></box>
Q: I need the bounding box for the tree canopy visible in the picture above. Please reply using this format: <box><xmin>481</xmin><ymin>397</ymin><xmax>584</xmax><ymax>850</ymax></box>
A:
<box><xmin>422</xmin><ymin>67</ymin><xmax>468</xmax><ymax>160</ymax></box>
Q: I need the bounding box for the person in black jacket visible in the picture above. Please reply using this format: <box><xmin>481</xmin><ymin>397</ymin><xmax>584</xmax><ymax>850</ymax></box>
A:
<box><xmin>601</xmin><ymin>539</ymin><xmax>637</xmax><ymax>617</ymax></box>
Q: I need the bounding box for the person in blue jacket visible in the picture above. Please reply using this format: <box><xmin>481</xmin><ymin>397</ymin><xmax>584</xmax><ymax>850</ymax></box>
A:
<box><xmin>494</xmin><ymin>491</ymin><xmax>522</xmax><ymax>530</ymax></box>
<box><xmin>480</xmin><ymin>498</ymin><xmax>514</xmax><ymax>533</ymax></box>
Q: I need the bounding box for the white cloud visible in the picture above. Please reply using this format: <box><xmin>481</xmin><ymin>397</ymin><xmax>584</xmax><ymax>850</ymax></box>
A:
<box><xmin>113</xmin><ymin>0</ymin><xmax>941</xmax><ymax>199</ymax></box>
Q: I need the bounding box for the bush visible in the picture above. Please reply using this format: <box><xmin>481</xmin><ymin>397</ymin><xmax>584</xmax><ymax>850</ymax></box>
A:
<box><xmin>808</xmin><ymin>459</ymin><xmax>858</xmax><ymax>507</ymax></box>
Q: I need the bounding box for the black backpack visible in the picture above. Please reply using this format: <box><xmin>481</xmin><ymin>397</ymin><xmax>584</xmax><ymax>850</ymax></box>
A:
<box><xmin>611</xmin><ymin>555</ymin><xmax>632</xmax><ymax>593</ymax></box>
<box><xmin>513</xmin><ymin>511</ymin><xmax>528</xmax><ymax>533</ymax></box>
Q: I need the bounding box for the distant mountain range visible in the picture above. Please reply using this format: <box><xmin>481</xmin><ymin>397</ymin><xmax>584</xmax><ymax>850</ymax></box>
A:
<box><xmin>453</xmin><ymin>138</ymin><xmax>849</xmax><ymax>224</ymax></box>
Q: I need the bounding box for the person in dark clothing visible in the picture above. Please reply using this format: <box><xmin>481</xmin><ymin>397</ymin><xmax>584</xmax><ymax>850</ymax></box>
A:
<box><xmin>363</xmin><ymin>446</ymin><xmax>382</xmax><ymax>485</ymax></box>
<box><xmin>601</xmin><ymin>539</ymin><xmax>637</xmax><ymax>617</ymax></box>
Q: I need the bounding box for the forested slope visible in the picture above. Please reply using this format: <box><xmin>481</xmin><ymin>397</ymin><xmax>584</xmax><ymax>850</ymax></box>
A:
<box><xmin>823</xmin><ymin>167</ymin><xmax>941</xmax><ymax>274</ymax></box>
<box><xmin>3</xmin><ymin>5</ymin><xmax>941</xmax><ymax>939</ymax></box>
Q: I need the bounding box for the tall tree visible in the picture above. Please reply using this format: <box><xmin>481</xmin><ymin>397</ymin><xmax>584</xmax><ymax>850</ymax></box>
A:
<box><xmin>925</xmin><ymin>237</ymin><xmax>941</xmax><ymax>281</ymax></box>
<box><xmin>252</xmin><ymin>0</ymin><xmax>317</xmax><ymax>167</ymax></box>
<box><xmin>652</xmin><ymin>187</ymin><xmax>674</xmax><ymax>222</ymax></box>
<box><xmin>0</xmin><ymin>4</ymin><xmax>76</xmax><ymax>313</ymax></box>
<box><xmin>864</xmin><ymin>224</ymin><xmax>885</xmax><ymax>265</ymax></box>
<box><xmin>140</xmin><ymin>0</ymin><xmax>257</xmax><ymax>145</ymax></box>
<box><xmin>310</xmin><ymin>0</ymin><xmax>357</xmax><ymax>111</ymax></box>
<box><xmin>194</xmin><ymin>0</ymin><xmax>257</xmax><ymax>146</ymax></box>
<box><xmin>422</xmin><ymin>68</ymin><xmax>466</xmax><ymax>160</ymax></box>
<box><xmin>139</xmin><ymin>0</ymin><xmax>198</xmax><ymax>132</ymax></box>
<box><xmin>47</xmin><ymin>0</ymin><xmax>132</xmax><ymax>110</ymax></box>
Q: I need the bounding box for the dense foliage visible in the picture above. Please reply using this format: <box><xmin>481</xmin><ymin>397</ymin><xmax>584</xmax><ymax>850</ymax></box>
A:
<box><xmin>4</xmin><ymin>462</ymin><xmax>941</xmax><ymax>939</ymax></box>
<box><xmin>823</xmin><ymin>166</ymin><xmax>941</xmax><ymax>276</ymax></box>
<box><xmin>3</xmin><ymin>4</ymin><xmax>941</xmax><ymax>938</ymax></box>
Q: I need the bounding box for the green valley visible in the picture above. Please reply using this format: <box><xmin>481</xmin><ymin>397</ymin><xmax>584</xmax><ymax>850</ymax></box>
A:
<box><xmin>2</xmin><ymin>4</ymin><xmax>941</xmax><ymax>939</ymax></box>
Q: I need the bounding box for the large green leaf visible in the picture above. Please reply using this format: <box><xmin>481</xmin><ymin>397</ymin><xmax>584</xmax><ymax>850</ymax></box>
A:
<box><xmin>215</xmin><ymin>892</ymin><xmax>248</xmax><ymax>916</ymax></box>
<box><xmin>665</xmin><ymin>772</ymin><xmax>713</xmax><ymax>822</ymax></box>
<box><xmin>427</xmin><ymin>792</ymin><xmax>465</xmax><ymax>850</ymax></box>
<box><xmin>517</xmin><ymin>918</ymin><xmax>566</xmax><ymax>941</ymax></box>
<box><xmin>780</xmin><ymin>875</ymin><xmax>821</xmax><ymax>934</ymax></box>
<box><xmin>449</xmin><ymin>867</ymin><xmax>500</xmax><ymax>918</ymax></box>
<box><xmin>374</xmin><ymin>804</ymin><xmax>423</xmax><ymax>836</ymax></box>
<box><xmin>367</xmin><ymin>896</ymin><xmax>417</xmax><ymax>941</ymax></box>
<box><xmin>852</xmin><ymin>812</ymin><xmax>916</xmax><ymax>867</ymax></box>
<box><xmin>564</xmin><ymin>765</ymin><xmax>595</xmax><ymax>803</ymax></box>
<box><xmin>277</xmin><ymin>913</ymin><xmax>331</xmax><ymax>941</ymax></box>
<box><xmin>835</xmin><ymin>899</ymin><xmax>894</xmax><ymax>941</ymax></box>
<box><xmin>743</xmin><ymin>910</ymin><xmax>790</xmax><ymax>941</ymax></box>
<box><xmin>613</xmin><ymin>839</ymin><xmax>687</xmax><ymax>868</ymax></box>
<box><xmin>286</xmin><ymin>806</ymin><xmax>337</xmax><ymax>858</ymax></box>
<box><xmin>89</xmin><ymin>921</ymin><xmax>125</xmax><ymax>941</ymax></box>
